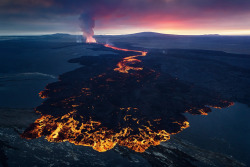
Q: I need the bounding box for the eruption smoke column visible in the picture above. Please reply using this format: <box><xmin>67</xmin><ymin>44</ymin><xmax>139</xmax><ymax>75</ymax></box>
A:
<box><xmin>79</xmin><ymin>13</ymin><xmax>96</xmax><ymax>43</ymax></box>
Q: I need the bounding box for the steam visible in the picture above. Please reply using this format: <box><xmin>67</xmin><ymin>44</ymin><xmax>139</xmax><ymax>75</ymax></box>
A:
<box><xmin>79</xmin><ymin>13</ymin><xmax>96</xmax><ymax>43</ymax></box>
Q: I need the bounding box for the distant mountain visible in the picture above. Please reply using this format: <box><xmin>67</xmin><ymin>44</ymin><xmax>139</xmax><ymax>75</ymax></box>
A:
<box><xmin>202</xmin><ymin>34</ymin><xmax>220</xmax><ymax>36</ymax></box>
<box><xmin>123</xmin><ymin>32</ymin><xmax>175</xmax><ymax>37</ymax></box>
<box><xmin>42</xmin><ymin>33</ymin><xmax>71</xmax><ymax>37</ymax></box>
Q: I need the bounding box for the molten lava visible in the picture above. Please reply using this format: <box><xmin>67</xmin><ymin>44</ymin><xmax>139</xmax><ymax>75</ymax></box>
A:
<box><xmin>22</xmin><ymin>110</ymin><xmax>190</xmax><ymax>152</ymax></box>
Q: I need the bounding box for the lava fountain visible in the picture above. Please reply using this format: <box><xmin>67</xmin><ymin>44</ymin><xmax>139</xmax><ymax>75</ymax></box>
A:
<box><xmin>85</xmin><ymin>35</ymin><xmax>96</xmax><ymax>43</ymax></box>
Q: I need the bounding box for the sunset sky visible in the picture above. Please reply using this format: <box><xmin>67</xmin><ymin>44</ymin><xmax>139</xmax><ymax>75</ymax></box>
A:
<box><xmin>0</xmin><ymin>0</ymin><xmax>250</xmax><ymax>35</ymax></box>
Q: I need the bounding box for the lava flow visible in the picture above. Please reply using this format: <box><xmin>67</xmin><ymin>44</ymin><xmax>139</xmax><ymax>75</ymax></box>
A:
<box><xmin>21</xmin><ymin>43</ymin><xmax>233</xmax><ymax>153</ymax></box>
<box><xmin>104</xmin><ymin>44</ymin><xmax>147</xmax><ymax>73</ymax></box>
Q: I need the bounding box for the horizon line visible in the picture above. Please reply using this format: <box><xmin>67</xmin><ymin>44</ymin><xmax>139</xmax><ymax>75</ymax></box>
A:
<box><xmin>1</xmin><ymin>31</ymin><xmax>250</xmax><ymax>36</ymax></box>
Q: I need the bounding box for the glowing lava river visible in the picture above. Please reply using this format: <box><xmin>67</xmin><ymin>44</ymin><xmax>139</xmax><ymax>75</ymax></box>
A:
<box><xmin>104</xmin><ymin>44</ymin><xmax>147</xmax><ymax>73</ymax></box>
<box><xmin>21</xmin><ymin>43</ymin><xmax>233</xmax><ymax>152</ymax></box>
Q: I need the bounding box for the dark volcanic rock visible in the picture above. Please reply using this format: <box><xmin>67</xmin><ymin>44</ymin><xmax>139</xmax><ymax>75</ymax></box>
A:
<box><xmin>22</xmin><ymin>44</ymin><xmax>232</xmax><ymax>154</ymax></box>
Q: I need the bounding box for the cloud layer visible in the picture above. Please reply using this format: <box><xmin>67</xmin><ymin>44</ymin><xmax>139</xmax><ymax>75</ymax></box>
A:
<box><xmin>0</xmin><ymin>0</ymin><xmax>250</xmax><ymax>34</ymax></box>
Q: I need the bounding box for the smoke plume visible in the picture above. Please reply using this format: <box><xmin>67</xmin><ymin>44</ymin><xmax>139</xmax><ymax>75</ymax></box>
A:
<box><xmin>79</xmin><ymin>13</ymin><xmax>96</xmax><ymax>43</ymax></box>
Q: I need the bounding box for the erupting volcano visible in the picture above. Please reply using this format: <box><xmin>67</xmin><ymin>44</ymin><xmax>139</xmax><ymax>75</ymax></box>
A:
<box><xmin>2</xmin><ymin>0</ymin><xmax>250</xmax><ymax>166</ymax></box>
